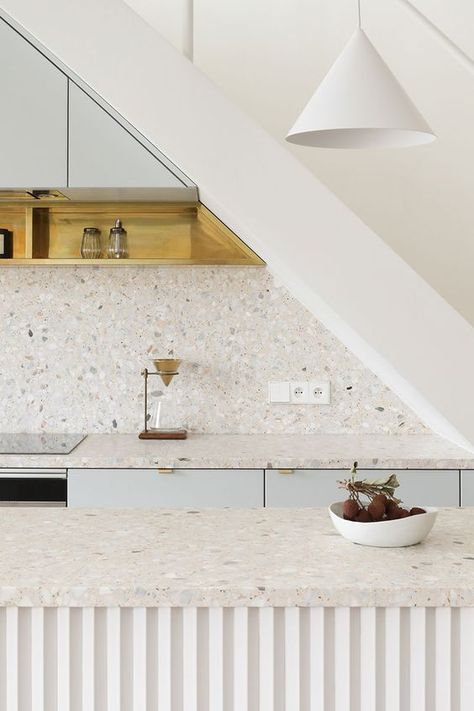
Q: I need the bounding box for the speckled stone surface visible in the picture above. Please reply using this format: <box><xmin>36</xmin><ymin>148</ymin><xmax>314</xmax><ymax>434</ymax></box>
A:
<box><xmin>0</xmin><ymin>433</ymin><xmax>472</xmax><ymax>470</ymax></box>
<box><xmin>0</xmin><ymin>507</ymin><xmax>473</xmax><ymax>607</ymax></box>
<box><xmin>0</xmin><ymin>267</ymin><xmax>427</xmax><ymax>434</ymax></box>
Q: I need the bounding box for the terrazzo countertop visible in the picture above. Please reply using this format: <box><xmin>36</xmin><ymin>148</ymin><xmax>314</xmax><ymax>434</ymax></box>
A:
<box><xmin>0</xmin><ymin>433</ymin><xmax>472</xmax><ymax>470</ymax></box>
<box><xmin>0</xmin><ymin>507</ymin><xmax>473</xmax><ymax>607</ymax></box>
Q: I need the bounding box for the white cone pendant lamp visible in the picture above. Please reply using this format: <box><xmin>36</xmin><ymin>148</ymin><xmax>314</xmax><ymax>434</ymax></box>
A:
<box><xmin>286</xmin><ymin>16</ymin><xmax>435</xmax><ymax>149</ymax></box>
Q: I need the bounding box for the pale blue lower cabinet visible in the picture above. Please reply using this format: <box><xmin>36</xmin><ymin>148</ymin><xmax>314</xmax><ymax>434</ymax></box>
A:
<box><xmin>68</xmin><ymin>468</ymin><xmax>460</xmax><ymax>508</ymax></box>
<box><xmin>68</xmin><ymin>469</ymin><xmax>264</xmax><ymax>508</ymax></box>
<box><xmin>265</xmin><ymin>469</ymin><xmax>460</xmax><ymax>508</ymax></box>
<box><xmin>461</xmin><ymin>471</ymin><xmax>474</xmax><ymax>505</ymax></box>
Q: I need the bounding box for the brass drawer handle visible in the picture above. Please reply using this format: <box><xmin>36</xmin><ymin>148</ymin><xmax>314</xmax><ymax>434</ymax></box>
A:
<box><xmin>157</xmin><ymin>468</ymin><xmax>174</xmax><ymax>474</ymax></box>
<box><xmin>278</xmin><ymin>468</ymin><xmax>294</xmax><ymax>475</ymax></box>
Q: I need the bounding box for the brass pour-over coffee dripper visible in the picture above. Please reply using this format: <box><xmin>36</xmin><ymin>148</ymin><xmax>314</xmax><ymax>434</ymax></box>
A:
<box><xmin>138</xmin><ymin>358</ymin><xmax>187</xmax><ymax>440</ymax></box>
<box><xmin>152</xmin><ymin>358</ymin><xmax>181</xmax><ymax>387</ymax></box>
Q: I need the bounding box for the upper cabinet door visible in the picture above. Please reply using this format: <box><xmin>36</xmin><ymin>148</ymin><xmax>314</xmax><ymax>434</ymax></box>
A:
<box><xmin>68</xmin><ymin>82</ymin><xmax>183</xmax><ymax>187</ymax></box>
<box><xmin>0</xmin><ymin>19</ymin><xmax>67</xmax><ymax>187</ymax></box>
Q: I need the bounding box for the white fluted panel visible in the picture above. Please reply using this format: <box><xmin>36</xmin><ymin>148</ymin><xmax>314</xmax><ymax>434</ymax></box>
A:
<box><xmin>57</xmin><ymin>607</ymin><xmax>70</xmax><ymax>711</ymax></box>
<box><xmin>385</xmin><ymin>607</ymin><xmax>401</xmax><ymax>711</ymax></box>
<box><xmin>31</xmin><ymin>608</ymin><xmax>44</xmax><ymax>711</ymax></box>
<box><xmin>259</xmin><ymin>607</ymin><xmax>274</xmax><ymax>711</ymax></box>
<box><xmin>6</xmin><ymin>608</ymin><xmax>18</xmax><ymax>711</ymax></box>
<box><xmin>309</xmin><ymin>607</ymin><xmax>324</xmax><ymax>711</ymax></box>
<box><xmin>233</xmin><ymin>608</ymin><xmax>248</xmax><ymax>711</ymax></box>
<box><xmin>410</xmin><ymin>607</ymin><xmax>426</xmax><ymax>710</ymax></box>
<box><xmin>334</xmin><ymin>607</ymin><xmax>351</xmax><ymax>711</ymax></box>
<box><xmin>133</xmin><ymin>608</ymin><xmax>147</xmax><ymax>711</ymax></box>
<box><xmin>284</xmin><ymin>608</ymin><xmax>300</xmax><ymax>711</ymax></box>
<box><xmin>460</xmin><ymin>608</ymin><xmax>474</xmax><ymax>711</ymax></box>
<box><xmin>183</xmin><ymin>608</ymin><xmax>197</xmax><ymax>711</ymax></box>
<box><xmin>81</xmin><ymin>608</ymin><xmax>94</xmax><ymax>711</ymax></box>
<box><xmin>436</xmin><ymin>608</ymin><xmax>451</xmax><ymax>711</ymax></box>
<box><xmin>158</xmin><ymin>607</ymin><xmax>172</xmax><ymax>711</ymax></box>
<box><xmin>105</xmin><ymin>608</ymin><xmax>120</xmax><ymax>711</ymax></box>
<box><xmin>360</xmin><ymin>607</ymin><xmax>377</xmax><ymax>711</ymax></box>
<box><xmin>208</xmin><ymin>608</ymin><xmax>223</xmax><ymax>711</ymax></box>
<box><xmin>1</xmin><ymin>606</ymin><xmax>473</xmax><ymax>710</ymax></box>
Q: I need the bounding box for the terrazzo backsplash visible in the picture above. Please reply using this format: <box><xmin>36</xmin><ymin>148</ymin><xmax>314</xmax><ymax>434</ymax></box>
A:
<box><xmin>0</xmin><ymin>267</ymin><xmax>428</xmax><ymax>434</ymax></box>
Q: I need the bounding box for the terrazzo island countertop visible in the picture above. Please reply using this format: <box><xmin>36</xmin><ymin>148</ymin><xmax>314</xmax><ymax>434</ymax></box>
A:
<box><xmin>0</xmin><ymin>507</ymin><xmax>473</xmax><ymax>607</ymax></box>
<box><xmin>0</xmin><ymin>433</ymin><xmax>473</xmax><ymax>470</ymax></box>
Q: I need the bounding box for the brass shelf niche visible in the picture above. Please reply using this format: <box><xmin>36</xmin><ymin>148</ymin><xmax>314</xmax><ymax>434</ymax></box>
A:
<box><xmin>0</xmin><ymin>201</ymin><xmax>264</xmax><ymax>266</ymax></box>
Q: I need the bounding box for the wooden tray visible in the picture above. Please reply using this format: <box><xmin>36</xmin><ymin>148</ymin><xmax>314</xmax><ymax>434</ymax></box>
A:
<box><xmin>139</xmin><ymin>430</ymin><xmax>187</xmax><ymax>440</ymax></box>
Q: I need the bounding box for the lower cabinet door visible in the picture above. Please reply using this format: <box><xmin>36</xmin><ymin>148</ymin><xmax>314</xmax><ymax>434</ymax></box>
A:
<box><xmin>68</xmin><ymin>468</ymin><xmax>263</xmax><ymax>507</ymax></box>
<box><xmin>265</xmin><ymin>469</ymin><xmax>460</xmax><ymax>507</ymax></box>
<box><xmin>461</xmin><ymin>471</ymin><xmax>474</xmax><ymax>505</ymax></box>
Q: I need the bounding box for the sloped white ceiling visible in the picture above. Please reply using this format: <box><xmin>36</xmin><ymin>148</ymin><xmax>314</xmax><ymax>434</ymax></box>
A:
<box><xmin>192</xmin><ymin>0</ymin><xmax>474</xmax><ymax>326</ymax></box>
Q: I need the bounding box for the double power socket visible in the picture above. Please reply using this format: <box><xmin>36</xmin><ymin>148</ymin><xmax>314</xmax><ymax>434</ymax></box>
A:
<box><xmin>268</xmin><ymin>380</ymin><xmax>331</xmax><ymax>405</ymax></box>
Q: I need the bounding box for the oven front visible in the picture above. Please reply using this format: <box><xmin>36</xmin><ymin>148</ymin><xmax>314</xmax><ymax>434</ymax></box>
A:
<box><xmin>0</xmin><ymin>469</ymin><xmax>67</xmax><ymax>507</ymax></box>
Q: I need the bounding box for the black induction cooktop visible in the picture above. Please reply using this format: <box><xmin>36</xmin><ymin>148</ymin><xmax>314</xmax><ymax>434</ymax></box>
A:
<box><xmin>0</xmin><ymin>433</ymin><xmax>86</xmax><ymax>455</ymax></box>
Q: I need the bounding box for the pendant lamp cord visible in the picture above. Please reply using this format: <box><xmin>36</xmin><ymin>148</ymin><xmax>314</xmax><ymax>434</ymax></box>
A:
<box><xmin>357</xmin><ymin>0</ymin><xmax>361</xmax><ymax>27</ymax></box>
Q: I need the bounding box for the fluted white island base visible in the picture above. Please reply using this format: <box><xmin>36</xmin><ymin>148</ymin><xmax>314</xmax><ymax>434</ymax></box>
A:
<box><xmin>0</xmin><ymin>605</ymin><xmax>471</xmax><ymax>711</ymax></box>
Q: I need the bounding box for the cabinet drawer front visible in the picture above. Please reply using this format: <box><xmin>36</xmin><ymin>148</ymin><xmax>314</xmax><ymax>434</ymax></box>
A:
<box><xmin>68</xmin><ymin>469</ymin><xmax>263</xmax><ymax>508</ymax></box>
<box><xmin>265</xmin><ymin>469</ymin><xmax>342</xmax><ymax>507</ymax></box>
<box><xmin>265</xmin><ymin>469</ymin><xmax>460</xmax><ymax>508</ymax></box>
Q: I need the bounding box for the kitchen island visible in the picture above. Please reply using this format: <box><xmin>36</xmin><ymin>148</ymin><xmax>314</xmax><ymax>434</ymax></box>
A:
<box><xmin>0</xmin><ymin>507</ymin><xmax>473</xmax><ymax>710</ymax></box>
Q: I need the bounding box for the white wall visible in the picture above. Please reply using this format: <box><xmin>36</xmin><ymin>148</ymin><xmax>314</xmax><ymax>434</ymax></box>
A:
<box><xmin>192</xmin><ymin>0</ymin><xmax>474</xmax><ymax>327</ymax></box>
<box><xmin>124</xmin><ymin>0</ymin><xmax>193</xmax><ymax>58</ymax></box>
<box><xmin>2</xmin><ymin>0</ymin><xmax>474</xmax><ymax>449</ymax></box>
<box><xmin>127</xmin><ymin>0</ymin><xmax>474</xmax><ymax>326</ymax></box>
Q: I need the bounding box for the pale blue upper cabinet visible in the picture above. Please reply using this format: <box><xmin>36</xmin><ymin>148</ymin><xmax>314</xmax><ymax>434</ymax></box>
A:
<box><xmin>0</xmin><ymin>18</ymin><xmax>67</xmax><ymax>187</ymax></box>
<box><xmin>68</xmin><ymin>82</ymin><xmax>184</xmax><ymax>188</ymax></box>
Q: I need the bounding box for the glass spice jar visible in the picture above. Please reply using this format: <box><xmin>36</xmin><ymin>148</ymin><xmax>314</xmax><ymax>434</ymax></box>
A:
<box><xmin>80</xmin><ymin>227</ymin><xmax>102</xmax><ymax>259</ymax></box>
<box><xmin>107</xmin><ymin>218</ymin><xmax>128</xmax><ymax>259</ymax></box>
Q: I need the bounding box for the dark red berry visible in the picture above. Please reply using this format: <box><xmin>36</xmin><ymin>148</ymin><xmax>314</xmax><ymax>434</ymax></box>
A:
<box><xmin>368</xmin><ymin>499</ymin><xmax>385</xmax><ymax>521</ymax></box>
<box><xmin>372</xmin><ymin>493</ymin><xmax>388</xmax><ymax>509</ymax></box>
<box><xmin>410</xmin><ymin>507</ymin><xmax>426</xmax><ymax>516</ymax></box>
<box><xmin>342</xmin><ymin>499</ymin><xmax>360</xmax><ymax>520</ymax></box>
<box><xmin>386</xmin><ymin>505</ymin><xmax>403</xmax><ymax>520</ymax></box>
<box><xmin>355</xmin><ymin>508</ymin><xmax>373</xmax><ymax>523</ymax></box>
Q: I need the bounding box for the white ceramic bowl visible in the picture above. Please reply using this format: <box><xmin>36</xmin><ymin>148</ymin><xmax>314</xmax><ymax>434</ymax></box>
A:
<box><xmin>328</xmin><ymin>502</ymin><xmax>438</xmax><ymax>548</ymax></box>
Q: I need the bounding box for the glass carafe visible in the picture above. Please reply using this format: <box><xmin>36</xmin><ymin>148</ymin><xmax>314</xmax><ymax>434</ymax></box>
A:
<box><xmin>148</xmin><ymin>389</ymin><xmax>181</xmax><ymax>432</ymax></box>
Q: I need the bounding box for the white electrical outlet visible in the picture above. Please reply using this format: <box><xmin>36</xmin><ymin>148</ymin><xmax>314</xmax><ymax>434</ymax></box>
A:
<box><xmin>308</xmin><ymin>380</ymin><xmax>331</xmax><ymax>405</ymax></box>
<box><xmin>290</xmin><ymin>381</ymin><xmax>309</xmax><ymax>404</ymax></box>
<box><xmin>268</xmin><ymin>381</ymin><xmax>290</xmax><ymax>403</ymax></box>
<box><xmin>268</xmin><ymin>380</ymin><xmax>331</xmax><ymax>405</ymax></box>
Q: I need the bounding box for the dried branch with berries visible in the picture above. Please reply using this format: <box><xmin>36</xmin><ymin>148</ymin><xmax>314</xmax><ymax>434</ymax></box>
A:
<box><xmin>338</xmin><ymin>462</ymin><xmax>425</xmax><ymax>523</ymax></box>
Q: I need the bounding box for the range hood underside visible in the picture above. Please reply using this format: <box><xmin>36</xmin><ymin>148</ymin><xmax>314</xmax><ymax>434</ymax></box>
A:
<box><xmin>0</xmin><ymin>187</ymin><xmax>199</xmax><ymax>202</ymax></box>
